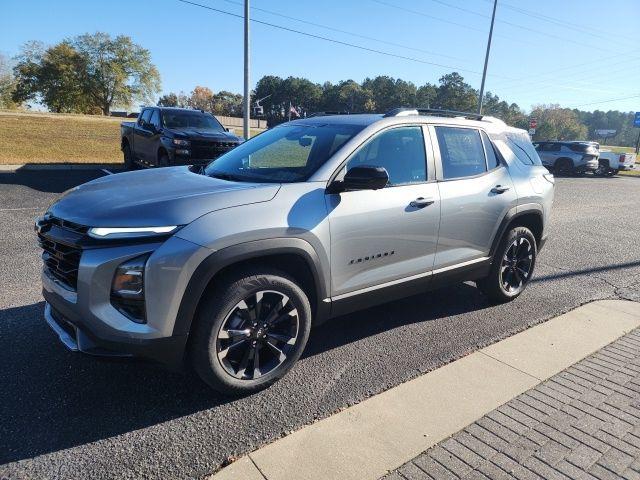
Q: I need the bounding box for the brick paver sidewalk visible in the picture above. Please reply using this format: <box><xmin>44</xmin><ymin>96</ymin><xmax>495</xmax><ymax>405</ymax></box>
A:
<box><xmin>383</xmin><ymin>329</ymin><xmax>640</xmax><ymax>480</ymax></box>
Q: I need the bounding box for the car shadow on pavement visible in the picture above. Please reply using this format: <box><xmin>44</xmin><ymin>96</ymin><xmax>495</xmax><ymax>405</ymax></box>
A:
<box><xmin>0</xmin><ymin>301</ymin><xmax>228</xmax><ymax>465</ymax></box>
<box><xmin>0</xmin><ymin>283</ymin><xmax>491</xmax><ymax>465</ymax></box>
<box><xmin>304</xmin><ymin>282</ymin><xmax>490</xmax><ymax>358</ymax></box>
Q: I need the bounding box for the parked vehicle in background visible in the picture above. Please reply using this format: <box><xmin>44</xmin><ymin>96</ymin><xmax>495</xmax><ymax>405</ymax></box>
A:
<box><xmin>533</xmin><ymin>141</ymin><xmax>599</xmax><ymax>175</ymax></box>
<box><xmin>121</xmin><ymin>107</ymin><xmax>242</xmax><ymax>169</ymax></box>
<box><xmin>597</xmin><ymin>149</ymin><xmax>636</xmax><ymax>175</ymax></box>
<box><xmin>38</xmin><ymin>107</ymin><xmax>553</xmax><ymax>395</ymax></box>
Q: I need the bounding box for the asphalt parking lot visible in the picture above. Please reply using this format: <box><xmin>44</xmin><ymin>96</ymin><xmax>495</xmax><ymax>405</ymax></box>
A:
<box><xmin>1</xmin><ymin>170</ymin><xmax>640</xmax><ymax>480</ymax></box>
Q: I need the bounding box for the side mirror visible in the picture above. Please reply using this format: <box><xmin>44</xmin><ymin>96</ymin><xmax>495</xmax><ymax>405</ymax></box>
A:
<box><xmin>334</xmin><ymin>165</ymin><xmax>389</xmax><ymax>192</ymax></box>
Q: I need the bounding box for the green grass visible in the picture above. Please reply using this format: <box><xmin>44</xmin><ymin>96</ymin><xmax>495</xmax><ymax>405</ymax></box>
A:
<box><xmin>601</xmin><ymin>145</ymin><xmax>636</xmax><ymax>154</ymax></box>
<box><xmin>619</xmin><ymin>169</ymin><xmax>640</xmax><ymax>177</ymax></box>
<box><xmin>0</xmin><ymin>110</ymin><xmax>123</xmax><ymax>164</ymax></box>
<box><xmin>0</xmin><ymin>110</ymin><xmax>264</xmax><ymax>165</ymax></box>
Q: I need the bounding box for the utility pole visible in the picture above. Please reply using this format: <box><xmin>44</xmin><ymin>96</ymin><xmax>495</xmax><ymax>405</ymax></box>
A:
<box><xmin>477</xmin><ymin>0</ymin><xmax>497</xmax><ymax>115</ymax></box>
<box><xmin>243</xmin><ymin>0</ymin><xmax>250</xmax><ymax>140</ymax></box>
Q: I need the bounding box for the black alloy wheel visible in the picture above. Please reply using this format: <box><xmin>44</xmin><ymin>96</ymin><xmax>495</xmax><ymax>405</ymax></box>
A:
<box><xmin>500</xmin><ymin>236</ymin><xmax>534</xmax><ymax>295</ymax></box>
<box><xmin>216</xmin><ymin>290</ymin><xmax>299</xmax><ymax>380</ymax></box>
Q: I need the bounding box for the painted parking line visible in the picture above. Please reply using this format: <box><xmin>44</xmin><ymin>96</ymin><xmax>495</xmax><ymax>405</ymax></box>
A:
<box><xmin>211</xmin><ymin>300</ymin><xmax>640</xmax><ymax>480</ymax></box>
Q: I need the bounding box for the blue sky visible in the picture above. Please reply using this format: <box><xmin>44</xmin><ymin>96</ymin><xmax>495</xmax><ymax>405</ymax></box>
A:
<box><xmin>1</xmin><ymin>0</ymin><xmax>639</xmax><ymax>113</ymax></box>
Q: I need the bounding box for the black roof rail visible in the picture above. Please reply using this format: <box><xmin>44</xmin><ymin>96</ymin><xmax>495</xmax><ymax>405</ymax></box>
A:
<box><xmin>307</xmin><ymin>111</ymin><xmax>351</xmax><ymax>118</ymax></box>
<box><xmin>383</xmin><ymin>107</ymin><xmax>483</xmax><ymax>121</ymax></box>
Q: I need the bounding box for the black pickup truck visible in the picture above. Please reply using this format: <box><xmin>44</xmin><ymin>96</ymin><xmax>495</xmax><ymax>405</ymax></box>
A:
<box><xmin>121</xmin><ymin>107</ymin><xmax>242</xmax><ymax>169</ymax></box>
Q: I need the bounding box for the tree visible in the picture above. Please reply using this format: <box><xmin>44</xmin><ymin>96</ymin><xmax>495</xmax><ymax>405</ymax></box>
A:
<box><xmin>530</xmin><ymin>104</ymin><xmax>587</xmax><ymax>141</ymax></box>
<box><xmin>13</xmin><ymin>33</ymin><xmax>161</xmax><ymax>115</ymax></box>
<box><xmin>158</xmin><ymin>91</ymin><xmax>188</xmax><ymax>108</ymax></box>
<box><xmin>0</xmin><ymin>53</ymin><xmax>17</xmax><ymax>109</ymax></box>
<box><xmin>188</xmin><ymin>85</ymin><xmax>215</xmax><ymax>111</ymax></box>
<box><xmin>433</xmin><ymin>72</ymin><xmax>478</xmax><ymax>112</ymax></box>
<box><xmin>72</xmin><ymin>32</ymin><xmax>160</xmax><ymax>115</ymax></box>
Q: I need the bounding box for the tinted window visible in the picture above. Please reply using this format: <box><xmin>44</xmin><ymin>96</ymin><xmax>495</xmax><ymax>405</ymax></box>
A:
<box><xmin>138</xmin><ymin>109</ymin><xmax>152</xmax><ymax>126</ymax></box>
<box><xmin>481</xmin><ymin>131</ymin><xmax>500</xmax><ymax>169</ymax></box>
<box><xmin>346</xmin><ymin>126</ymin><xmax>427</xmax><ymax>186</ymax></box>
<box><xmin>204</xmin><ymin>123</ymin><xmax>363</xmax><ymax>183</ymax></box>
<box><xmin>150</xmin><ymin>109</ymin><xmax>161</xmax><ymax>128</ymax></box>
<box><xmin>435</xmin><ymin>127</ymin><xmax>486</xmax><ymax>179</ymax></box>
<box><xmin>505</xmin><ymin>132</ymin><xmax>543</xmax><ymax>166</ymax></box>
<box><xmin>162</xmin><ymin>111</ymin><xmax>225</xmax><ymax>132</ymax></box>
<box><xmin>542</xmin><ymin>143</ymin><xmax>561</xmax><ymax>152</ymax></box>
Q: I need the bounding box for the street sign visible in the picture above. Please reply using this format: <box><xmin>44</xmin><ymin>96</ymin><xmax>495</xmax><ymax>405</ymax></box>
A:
<box><xmin>595</xmin><ymin>129</ymin><xmax>617</xmax><ymax>138</ymax></box>
<box><xmin>634</xmin><ymin>112</ymin><xmax>640</xmax><ymax>128</ymax></box>
<box><xmin>528</xmin><ymin>128</ymin><xmax>536</xmax><ymax>135</ymax></box>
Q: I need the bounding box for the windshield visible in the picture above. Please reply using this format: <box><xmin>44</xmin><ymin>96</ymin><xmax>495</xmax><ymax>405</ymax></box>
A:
<box><xmin>162</xmin><ymin>111</ymin><xmax>225</xmax><ymax>131</ymax></box>
<box><xmin>204</xmin><ymin>124</ymin><xmax>364</xmax><ymax>183</ymax></box>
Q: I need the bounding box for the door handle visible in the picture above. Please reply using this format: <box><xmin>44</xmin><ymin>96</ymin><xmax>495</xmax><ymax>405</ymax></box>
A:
<box><xmin>491</xmin><ymin>185</ymin><xmax>510</xmax><ymax>194</ymax></box>
<box><xmin>410</xmin><ymin>197</ymin><xmax>435</xmax><ymax>208</ymax></box>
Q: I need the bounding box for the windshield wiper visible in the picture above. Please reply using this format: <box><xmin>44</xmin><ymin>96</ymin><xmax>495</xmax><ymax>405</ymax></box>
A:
<box><xmin>209</xmin><ymin>172</ymin><xmax>241</xmax><ymax>181</ymax></box>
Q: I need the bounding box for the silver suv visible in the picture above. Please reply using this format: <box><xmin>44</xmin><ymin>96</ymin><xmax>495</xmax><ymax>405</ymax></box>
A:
<box><xmin>533</xmin><ymin>140</ymin><xmax>599</xmax><ymax>175</ymax></box>
<box><xmin>37</xmin><ymin>108</ymin><xmax>554</xmax><ymax>395</ymax></box>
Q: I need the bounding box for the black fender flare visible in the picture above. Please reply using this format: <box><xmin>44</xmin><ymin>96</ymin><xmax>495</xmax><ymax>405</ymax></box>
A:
<box><xmin>489</xmin><ymin>205</ymin><xmax>544</xmax><ymax>260</ymax></box>
<box><xmin>173</xmin><ymin>238</ymin><xmax>330</xmax><ymax>336</ymax></box>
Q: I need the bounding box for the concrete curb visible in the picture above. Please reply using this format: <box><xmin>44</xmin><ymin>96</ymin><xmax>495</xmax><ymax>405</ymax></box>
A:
<box><xmin>0</xmin><ymin>164</ymin><xmax>124</xmax><ymax>172</ymax></box>
<box><xmin>210</xmin><ymin>300</ymin><xmax>640</xmax><ymax>480</ymax></box>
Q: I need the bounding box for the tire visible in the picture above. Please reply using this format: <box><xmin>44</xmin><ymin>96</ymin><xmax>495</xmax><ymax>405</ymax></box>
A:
<box><xmin>189</xmin><ymin>267</ymin><xmax>312</xmax><ymax>395</ymax></box>
<box><xmin>554</xmin><ymin>158</ymin><xmax>574</xmax><ymax>176</ymax></box>
<box><xmin>477</xmin><ymin>226</ymin><xmax>537</xmax><ymax>304</ymax></box>
<box><xmin>123</xmin><ymin>144</ymin><xmax>137</xmax><ymax>170</ymax></box>
<box><xmin>158</xmin><ymin>151</ymin><xmax>169</xmax><ymax>167</ymax></box>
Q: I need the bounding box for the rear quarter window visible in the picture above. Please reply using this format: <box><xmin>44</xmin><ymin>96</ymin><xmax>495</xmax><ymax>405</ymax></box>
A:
<box><xmin>505</xmin><ymin>132</ymin><xmax>542</xmax><ymax>166</ymax></box>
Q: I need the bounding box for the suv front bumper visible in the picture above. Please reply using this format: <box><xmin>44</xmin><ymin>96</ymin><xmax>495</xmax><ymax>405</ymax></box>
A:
<box><xmin>41</xmin><ymin>236</ymin><xmax>211</xmax><ymax>368</ymax></box>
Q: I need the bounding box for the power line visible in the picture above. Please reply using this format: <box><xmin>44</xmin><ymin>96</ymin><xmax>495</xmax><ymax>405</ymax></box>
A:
<box><xmin>176</xmin><ymin>0</ymin><xmax>487</xmax><ymax>76</ymax></box>
<box><xmin>478</xmin><ymin>0</ymin><xmax>637</xmax><ymax>44</ymax></box>
<box><xmin>490</xmin><ymin>50</ymin><xmax>640</xmax><ymax>88</ymax></box>
<box><xmin>216</xmin><ymin>0</ymin><xmax>467</xmax><ymax>62</ymax></box>
<box><xmin>431</xmin><ymin>0</ymin><xmax>628</xmax><ymax>46</ymax></box>
<box><xmin>570</xmin><ymin>93</ymin><xmax>640</xmax><ymax>108</ymax></box>
<box><xmin>375</xmin><ymin>0</ymin><xmax>614</xmax><ymax>53</ymax></box>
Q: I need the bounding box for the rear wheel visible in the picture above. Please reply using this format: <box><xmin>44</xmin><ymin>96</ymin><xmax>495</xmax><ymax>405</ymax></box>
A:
<box><xmin>190</xmin><ymin>267</ymin><xmax>312</xmax><ymax>395</ymax></box>
<box><xmin>477</xmin><ymin>226</ymin><xmax>537</xmax><ymax>304</ymax></box>
<box><xmin>158</xmin><ymin>150</ymin><xmax>169</xmax><ymax>167</ymax></box>
<box><xmin>123</xmin><ymin>144</ymin><xmax>137</xmax><ymax>170</ymax></box>
<box><xmin>554</xmin><ymin>158</ymin><xmax>574</xmax><ymax>176</ymax></box>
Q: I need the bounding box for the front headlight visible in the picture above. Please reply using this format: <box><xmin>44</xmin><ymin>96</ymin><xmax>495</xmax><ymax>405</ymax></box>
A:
<box><xmin>88</xmin><ymin>226</ymin><xmax>179</xmax><ymax>239</ymax></box>
<box><xmin>111</xmin><ymin>254</ymin><xmax>149</xmax><ymax>323</ymax></box>
<box><xmin>172</xmin><ymin>138</ymin><xmax>190</xmax><ymax>147</ymax></box>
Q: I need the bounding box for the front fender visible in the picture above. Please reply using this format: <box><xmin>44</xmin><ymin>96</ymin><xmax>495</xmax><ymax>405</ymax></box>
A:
<box><xmin>172</xmin><ymin>237</ymin><xmax>331</xmax><ymax>337</ymax></box>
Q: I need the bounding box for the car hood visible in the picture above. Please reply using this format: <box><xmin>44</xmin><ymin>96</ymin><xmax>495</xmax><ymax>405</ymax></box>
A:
<box><xmin>170</xmin><ymin>128</ymin><xmax>240</xmax><ymax>141</ymax></box>
<box><xmin>48</xmin><ymin>167</ymin><xmax>280</xmax><ymax>227</ymax></box>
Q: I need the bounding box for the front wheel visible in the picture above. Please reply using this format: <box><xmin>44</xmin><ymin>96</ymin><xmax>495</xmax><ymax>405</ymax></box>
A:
<box><xmin>477</xmin><ymin>226</ymin><xmax>537</xmax><ymax>304</ymax></box>
<box><xmin>190</xmin><ymin>267</ymin><xmax>312</xmax><ymax>395</ymax></box>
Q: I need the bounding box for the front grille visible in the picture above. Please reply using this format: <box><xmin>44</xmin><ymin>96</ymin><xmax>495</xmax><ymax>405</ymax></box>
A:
<box><xmin>36</xmin><ymin>216</ymin><xmax>86</xmax><ymax>291</ymax></box>
<box><xmin>190</xmin><ymin>140</ymin><xmax>237</xmax><ymax>160</ymax></box>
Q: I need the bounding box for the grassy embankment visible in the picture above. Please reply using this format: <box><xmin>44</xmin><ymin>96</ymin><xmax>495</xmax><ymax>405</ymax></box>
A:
<box><xmin>0</xmin><ymin>110</ymin><xmax>262</xmax><ymax>165</ymax></box>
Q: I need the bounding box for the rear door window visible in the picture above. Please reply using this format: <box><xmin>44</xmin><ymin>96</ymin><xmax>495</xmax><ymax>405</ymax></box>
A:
<box><xmin>542</xmin><ymin>143</ymin><xmax>561</xmax><ymax>152</ymax></box>
<box><xmin>481</xmin><ymin>131</ymin><xmax>500</xmax><ymax>169</ymax></box>
<box><xmin>435</xmin><ymin>127</ymin><xmax>487</xmax><ymax>179</ymax></box>
<box><xmin>150</xmin><ymin>109</ymin><xmax>161</xmax><ymax>129</ymax></box>
<box><xmin>138</xmin><ymin>109</ymin><xmax>152</xmax><ymax>127</ymax></box>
